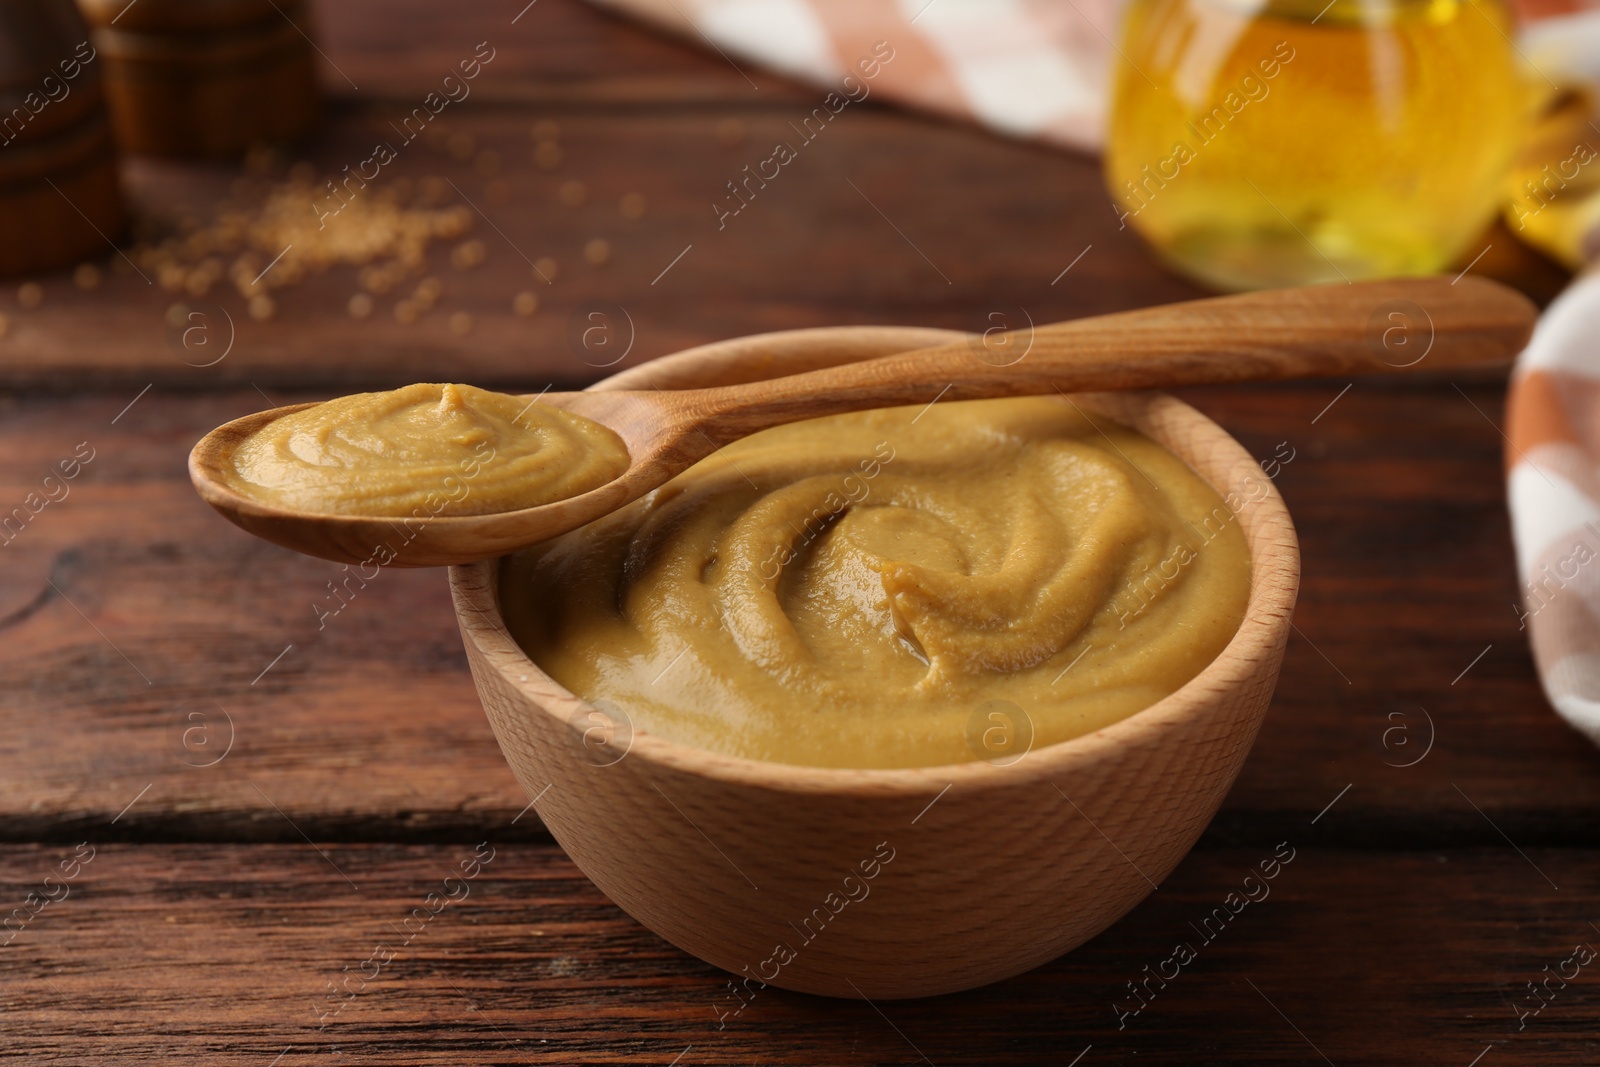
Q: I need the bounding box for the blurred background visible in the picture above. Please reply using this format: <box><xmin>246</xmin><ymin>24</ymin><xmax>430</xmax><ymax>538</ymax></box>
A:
<box><xmin>1</xmin><ymin>0</ymin><xmax>1584</xmax><ymax>397</ymax></box>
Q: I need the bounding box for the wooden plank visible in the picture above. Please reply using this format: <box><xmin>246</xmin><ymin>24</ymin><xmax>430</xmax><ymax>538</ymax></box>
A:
<box><xmin>1180</xmin><ymin>377</ymin><xmax>1600</xmax><ymax>845</ymax></box>
<box><xmin>4</xmin><ymin>385</ymin><xmax>1600</xmax><ymax>841</ymax></box>
<box><xmin>0</xmin><ymin>0</ymin><xmax>1566</xmax><ymax>391</ymax></box>
<box><xmin>2</xmin><ymin>101</ymin><xmax>1196</xmax><ymax>391</ymax></box>
<box><xmin>2</xmin><ymin>841</ymin><xmax>1597</xmax><ymax>1063</ymax></box>
<box><xmin>0</xmin><ymin>389</ymin><xmax>526</xmax><ymax>840</ymax></box>
<box><xmin>4</xmin><ymin>106</ymin><xmax>1564</xmax><ymax>393</ymax></box>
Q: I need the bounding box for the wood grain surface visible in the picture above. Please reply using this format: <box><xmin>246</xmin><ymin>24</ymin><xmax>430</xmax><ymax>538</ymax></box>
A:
<box><xmin>0</xmin><ymin>0</ymin><xmax>1565</xmax><ymax>392</ymax></box>
<box><xmin>6</xmin><ymin>99</ymin><xmax>1196</xmax><ymax>391</ymax></box>
<box><xmin>3</xmin><ymin>0</ymin><xmax>1598</xmax><ymax>1061</ymax></box>
<box><xmin>3</xmin><ymin>843</ymin><xmax>1598</xmax><ymax>1064</ymax></box>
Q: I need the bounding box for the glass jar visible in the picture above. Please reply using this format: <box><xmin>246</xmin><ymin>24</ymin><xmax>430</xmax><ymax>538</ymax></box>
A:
<box><xmin>1105</xmin><ymin>0</ymin><xmax>1528</xmax><ymax>290</ymax></box>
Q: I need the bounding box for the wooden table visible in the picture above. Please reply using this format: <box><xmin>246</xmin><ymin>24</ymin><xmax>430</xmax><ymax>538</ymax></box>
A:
<box><xmin>3</xmin><ymin>2</ymin><xmax>1596</xmax><ymax>1062</ymax></box>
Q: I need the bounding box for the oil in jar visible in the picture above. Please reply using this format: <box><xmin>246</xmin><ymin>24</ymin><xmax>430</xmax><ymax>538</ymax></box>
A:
<box><xmin>1106</xmin><ymin>0</ymin><xmax>1527</xmax><ymax>290</ymax></box>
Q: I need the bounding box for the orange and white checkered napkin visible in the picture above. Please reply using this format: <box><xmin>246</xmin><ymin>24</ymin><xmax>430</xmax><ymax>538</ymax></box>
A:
<box><xmin>1507</xmin><ymin>271</ymin><xmax>1600</xmax><ymax>743</ymax></box>
<box><xmin>591</xmin><ymin>0</ymin><xmax>1600</xmax><ymax>741</ymax></box>
<box><xmin>587</xmin><ymin>0</ymin><xmax>1119</xmax><ymax>151</ymax></box>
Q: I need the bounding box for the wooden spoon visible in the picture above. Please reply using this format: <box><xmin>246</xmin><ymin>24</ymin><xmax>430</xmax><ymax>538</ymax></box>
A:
<box><xmin>190</xmin><ymin>276</ymin><xmax>1536</xmax><ymax>567</ymax></box>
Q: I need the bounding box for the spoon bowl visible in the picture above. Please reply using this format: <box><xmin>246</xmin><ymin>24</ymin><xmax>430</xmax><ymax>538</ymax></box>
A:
<box><xmin>189</xmin><ymin>393</ymin><xmax>668</xmax><ymax>567</ymax></box>
<box><xmin>190</xmin><ymin>276</ymin><xmax>1536</xmax><ymax>566</ymax></box>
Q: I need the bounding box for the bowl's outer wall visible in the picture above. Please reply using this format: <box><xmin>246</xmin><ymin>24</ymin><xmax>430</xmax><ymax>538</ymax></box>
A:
<box><xmin>451</xmin><ymin>328</ymin><xmax>1299</xmax><ymax>999</ymax></box>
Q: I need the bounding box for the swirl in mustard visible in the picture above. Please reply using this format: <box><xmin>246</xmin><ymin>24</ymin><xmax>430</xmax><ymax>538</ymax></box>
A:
<box><xmin>503</xmin><ymin>397</ymin><xmax>1250</xmax><ymax>769</ymax></box>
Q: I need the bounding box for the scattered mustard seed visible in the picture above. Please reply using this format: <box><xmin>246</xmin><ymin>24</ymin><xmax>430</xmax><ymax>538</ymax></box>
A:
<box><xmin>248</xmin><ymin>294</ymin><xmax>275</xmax><ymax>321</ymax></box>
<box><xmin>450</xmin><ymin>240</ymin><xmax>487</xmax><ymax>270</ymax></box>
<box><xmin>716</xmin><ymin>118</ymin><xmax>746</xmax><ymax>146</ymax></box>
<box><xmin>449</xmin><ymin>311</ymin><xmax>474</xmax><ymax>335</ymax></box>
<box><xmin>133</xmin><ymin>173</ymin><xmax>474</xmax><ymax>305</ymax></box>
<box><xmin>359</xmin><ymin>265</ymin><xmax>394</xmax><ymax>295</ymax></box>
<box><xmin>559</xmin><ymin>180</ymin><xmax>587</xmax><ymax>207</ymax></box>
<box><xmin>394</xmin><ymin>299</ymin><xmax>421</xmax><ymax>324</ymax></box>
<box><xmin>534</xmin><ymin>256</ymin><xmax>558</xmax><ymax>282</ymax></box>
<box><xmin>418</xmin><ymin>175</ymin><xmax>451</xmax><ymax>205</ymax></box>
<box><xmin>584</xmin><ymin>238</ymin><xmax>611</xmax><ymax>266</ymax></box>
<box><xmin>17</xmin><ymin>282</ymin><xmax>42</xmax><ymax>309</ymax></box>
<box><xmin>535</xmin><ymin>141</ymin><xmax>562</xmax><ymax>170</ymax></box>
<box><xmin>619</xmin><ymin>192</ymin><xmax>646</xmax><ymax>219</ymax></box>
<box><xmin>73</xmin><ymin>263</ymin><xmax>101</xmax><ymax>290</ymax></box>
<box><xmin>347</xmin><ymin>293</ymin><xmax>373</xmax><ymax>319</ymax></box>
<box><xmin>414</xmin><ymin>277</ymin><xmax>443</xmax><ymax>307</ymax></box>
<box><xmin>513</xmin><ymin>291</ymin><xmax>539</xmax><ymax>316</ymax></box>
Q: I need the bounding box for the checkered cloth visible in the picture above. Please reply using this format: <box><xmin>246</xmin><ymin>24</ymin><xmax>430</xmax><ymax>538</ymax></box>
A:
<box><xmin>1508</xmin><ymin>271</ymin><xmax>1600</xmax><ymax>743</ymax></box>
<box><xmin>587</xmin><ymin>0</ymin><xmax>1117</xmax><ymax>150</ymax></box>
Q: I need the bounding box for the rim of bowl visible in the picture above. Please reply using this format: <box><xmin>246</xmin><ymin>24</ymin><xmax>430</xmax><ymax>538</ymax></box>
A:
<box><xmin>450</xmin><ymin>326</ymin><xmax>1301</xmax><ymax>798</ymax></box>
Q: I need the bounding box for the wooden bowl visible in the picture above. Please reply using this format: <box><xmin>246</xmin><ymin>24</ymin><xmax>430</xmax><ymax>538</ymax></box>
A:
<box><xmin>449</xmin><ymin>327</ymin><xmax>1300</xmax><ymax>999</ymax></box>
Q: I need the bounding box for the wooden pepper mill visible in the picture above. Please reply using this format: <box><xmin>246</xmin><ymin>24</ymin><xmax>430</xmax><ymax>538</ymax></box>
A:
<box><xmin>76</xmin><ymin>0</ymin><xmax>321</xmax><ymax>158</ymax></box>
<box><xmin>0</xmin><ymin>0</ymin><xmax>125</xmax><ymax>277</ymax></box>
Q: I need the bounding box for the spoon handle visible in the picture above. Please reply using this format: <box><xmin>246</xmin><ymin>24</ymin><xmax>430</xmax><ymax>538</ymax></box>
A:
<box><xmin>686</xmin><ymin>276</ymin><xmax>1536</xmax><ymax>444</ymax></box>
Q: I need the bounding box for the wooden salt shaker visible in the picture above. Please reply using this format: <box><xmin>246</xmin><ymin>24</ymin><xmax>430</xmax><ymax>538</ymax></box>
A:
<box><xmin>0</xmin><ymin>0</ymin><xmax>125</xmax><ymax>277</ymax></box>
<box><xmin>76</xmin><ymin>0</ymin><xmax>320</xmax><ymax>157</ymax></box>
